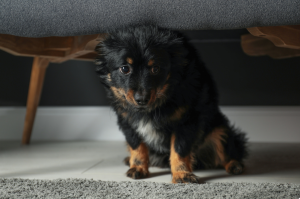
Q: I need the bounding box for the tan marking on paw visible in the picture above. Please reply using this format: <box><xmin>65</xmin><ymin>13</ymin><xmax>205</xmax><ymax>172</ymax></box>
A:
<box><xmin>205</xmin><ymin>128</ymin><xmax>228</xmax><ymax>166</ymax></box>
<box><xmin>127</xmin><ymin>143</ymin><xmax>149</xmax><ymax>179</ymax></box>
<box><xmin>126</xmin><ymin>166</ymin><xmax>149</xmax><ymax>179</ymax></box>
<box><xmin>170</xmin><ymin>135</ymin><xmax>192</xmax><ymax>173</ymax></box>
<box><xmin>172</xmin><ymin>171</ymin><xmax>200</xmax><ymax>184</ymax></box>
<box><xmin>169</xmin><ymin>135</ymin><xmax>200</xmax><ymax>184</ymax></box>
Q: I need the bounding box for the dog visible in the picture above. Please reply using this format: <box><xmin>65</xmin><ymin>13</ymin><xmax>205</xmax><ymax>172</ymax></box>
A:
<box><xmin>95</xmin><ymin>25</ymin><xmax>248</xmax><ymax>183</ymax></box>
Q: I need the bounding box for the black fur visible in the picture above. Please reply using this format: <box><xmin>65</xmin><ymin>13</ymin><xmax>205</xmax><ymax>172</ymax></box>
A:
<box><xmin>95</xmin><ymin>25</ymin><xmax>248</xmax><ymax>177</ymax></box>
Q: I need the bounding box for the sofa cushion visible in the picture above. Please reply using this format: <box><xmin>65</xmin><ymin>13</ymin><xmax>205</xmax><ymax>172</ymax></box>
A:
<box><xmin>0</xmin><ymin>0</ymin><xmax>300</xmax><ymax>37</ymax></box>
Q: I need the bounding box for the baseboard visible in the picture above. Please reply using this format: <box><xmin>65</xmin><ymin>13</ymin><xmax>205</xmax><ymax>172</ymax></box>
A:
<box><xmin>0</xmin><ymin>106</ymin><xmax>300</xmax><ymax>142</ymax></box>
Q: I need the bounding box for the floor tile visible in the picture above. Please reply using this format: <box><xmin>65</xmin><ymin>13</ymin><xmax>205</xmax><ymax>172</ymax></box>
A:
<box><xmin>0</xmin><ymin>141</ymin><xmax>299</xmax><ymax>184</ymax></box>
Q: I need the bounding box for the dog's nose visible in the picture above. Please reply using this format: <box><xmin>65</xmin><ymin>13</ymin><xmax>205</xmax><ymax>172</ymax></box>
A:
<box><xmin>134</xmin><ymin>91</ymin><xmax>150</xmax><ymax>106</ymax></box>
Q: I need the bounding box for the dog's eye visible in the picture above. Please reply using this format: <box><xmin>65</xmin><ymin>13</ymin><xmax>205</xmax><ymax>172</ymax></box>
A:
<box><xmin>151</xmin><ymin>66</ymin><xmax>160</xmax><ymax>75</ymax></box>
<box><xmin>120</xmin><ymin>66</ymin><xmax>131</xmax><ymax>74</ymax></box>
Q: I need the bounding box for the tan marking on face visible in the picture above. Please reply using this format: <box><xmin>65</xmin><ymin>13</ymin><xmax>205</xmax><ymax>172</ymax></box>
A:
<box><xmin>147</xmin><ymin>89</ymin><xmax>157</xmax><ymax>105</ymax></box>
<box><xmin>156</xmin><ymin>84</ymin><xmax>169</xmax><ymax>98</ymax></box>
<box><xmin>149</xmin><ymin>84</ymin><xmax>169</xmax><ymax>109</ymax></box>
<box><xmin>125</xmin><ymin>89</ymin><xmax>138</xmax><ymax>105</ymax></box>
<box><xmin>111</xmin><ymin>86</ymin><xmax>126</xmax><ymax>100</ymax></box>
<box><xmin>148</xmin><ymin>59</ymin><xmax>155</xmax><ymax>66</ymax></box>
<box><xmin>110</xmin><ymin>88</ymin><xmax>128</xmax><ymax>108</ymax></box>
<box><xmin>166</xmin><ymin>73</ymin><xmax>171</xmax><ymax>81</ymax></box>
<box><xmin>205</xmin><ymin>128</ymin><xmax>228</xmax><ymax>166</ymax></box>
<box><xmin>126</xmin><ymin>57</ymin><xmax>133</xmax><ymax>65</ymax></box>
<box><xmin>107</xmin><ymin>73</ymin><xmax>111</xmax><ymax>81</ymax></box>
<box><xmin>170</xmin><ymin>134</ymin><xmax>194</xmax><ymax>183</ymax></box>
<box><xmin>128</xmin><ymin>142</ymin><xmax>149</xmax><ymax>177</ymax></box>
<box><xmin>170</xmin><ymin>106</ymin><xmax>188</xmax><ymax>121</ymax></box>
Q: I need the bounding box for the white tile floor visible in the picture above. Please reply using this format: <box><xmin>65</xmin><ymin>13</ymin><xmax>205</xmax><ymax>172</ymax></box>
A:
<box><xmin>0</xmin><ymin>141</ymin><xmax>299</xmax><ymax>184</ymax></box>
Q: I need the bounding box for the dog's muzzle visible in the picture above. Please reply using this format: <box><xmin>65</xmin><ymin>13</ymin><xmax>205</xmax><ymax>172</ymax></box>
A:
<box><xmin>134</xmin><ymin>91</ymin><xmax>151</xmax><ymax>106</ymax></box>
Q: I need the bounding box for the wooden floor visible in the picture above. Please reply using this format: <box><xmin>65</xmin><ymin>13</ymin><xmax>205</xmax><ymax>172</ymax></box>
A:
<box><xmin>0</xmin><ymin>141</ymin><xmax>299</xmax><ymax>184</ymax></box>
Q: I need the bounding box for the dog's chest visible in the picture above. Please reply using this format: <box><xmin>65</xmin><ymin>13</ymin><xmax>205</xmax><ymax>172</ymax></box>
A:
<box><xmin>134</xmin><ymin>119</ymin><xmax>168</xmax><ymax>153</ymax></box>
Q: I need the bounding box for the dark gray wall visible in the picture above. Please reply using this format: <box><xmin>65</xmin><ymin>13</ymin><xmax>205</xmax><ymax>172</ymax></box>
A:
<box><xmin>1</xmin><ymin>29</ymin><xmax>300</xmax><ymax>106</ymax></box>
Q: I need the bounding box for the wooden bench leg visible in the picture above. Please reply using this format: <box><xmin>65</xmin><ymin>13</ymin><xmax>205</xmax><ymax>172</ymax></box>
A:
<box><xmin>22</xmin><ymin>57</ymin><xmax>49</xmax><ymax>145</ymax></box>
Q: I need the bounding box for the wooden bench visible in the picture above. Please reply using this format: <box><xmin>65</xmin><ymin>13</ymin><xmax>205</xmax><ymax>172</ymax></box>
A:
<box><xmin>0</xmin><ymin>33</ymin><xmax>106</xmax><ymax>144</ymax></box>
<box><xmin>241</xmin><ymin>25</ymin><xmax>300</xmax><ymax>59</ymax></box>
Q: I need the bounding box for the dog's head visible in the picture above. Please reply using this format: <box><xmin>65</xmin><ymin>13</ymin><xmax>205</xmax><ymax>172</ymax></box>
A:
<box><xmin>95</xmin><ymin>25</ymin><xmax>188</xmax><ymax>111</ymax></box>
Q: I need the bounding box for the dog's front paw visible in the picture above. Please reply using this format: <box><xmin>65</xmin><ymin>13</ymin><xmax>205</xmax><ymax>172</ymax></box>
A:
<box><xmin>172</xmin><ymin>172</ymin><xmax>201</xmax><ymax>184</ymax></box>
<box><xmin>126</xmin><ymin>167</ymin><xmax>149</xmax><ymax>179</ymax></box>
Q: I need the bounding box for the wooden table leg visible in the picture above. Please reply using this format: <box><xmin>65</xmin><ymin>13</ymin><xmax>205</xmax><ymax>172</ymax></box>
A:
<box><xmin>22</xmin><ymin>57</ymin><xmax>49</xmax><ymax>145</ymax></box>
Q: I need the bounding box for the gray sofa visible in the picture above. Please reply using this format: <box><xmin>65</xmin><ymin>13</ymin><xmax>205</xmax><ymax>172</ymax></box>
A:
<box><xmin>0</xmin><ymin>0</ymin><xmax>300</xmax><ymax>37</ymax></box>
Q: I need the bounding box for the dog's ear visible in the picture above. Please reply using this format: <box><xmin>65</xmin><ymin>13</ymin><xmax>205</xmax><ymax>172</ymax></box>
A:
<box><xmin>95</xmin><ymin>57</ymin><xmax>110</xmax><ymax>88</ymax></box>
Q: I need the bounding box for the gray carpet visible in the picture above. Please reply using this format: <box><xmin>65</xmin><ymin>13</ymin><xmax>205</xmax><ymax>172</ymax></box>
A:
<box><xmin>0</xmin><ymin>178</ymin><xmax>299</xmax><ymax>199</ymax></box>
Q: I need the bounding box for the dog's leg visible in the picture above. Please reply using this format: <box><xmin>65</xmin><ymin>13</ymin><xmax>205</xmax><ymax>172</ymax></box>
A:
<box><xmin>207</xmin><ymin>127</ymin><xmax>245</xmax><ymax>175</ymax></box>
<box><xmin>126</xmin><ymin>142</ymin><xmax>149</xmax><ymax>179</ymax></box>
<box><xmin>170</xmin><ymin>135</ymin><xmax>200</xmax><ymax>183</ymax></box>
<box><xmin>118</xmin><ymin>117</ymin><xmax>149</xmax><ymax>177</ymax></box>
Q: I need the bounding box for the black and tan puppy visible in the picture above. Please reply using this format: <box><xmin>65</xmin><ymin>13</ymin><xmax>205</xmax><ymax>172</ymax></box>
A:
<box><xmin>95</xmin><ymin>25</ymin><xmax>248</xmax><ymax>183</ymax></box>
